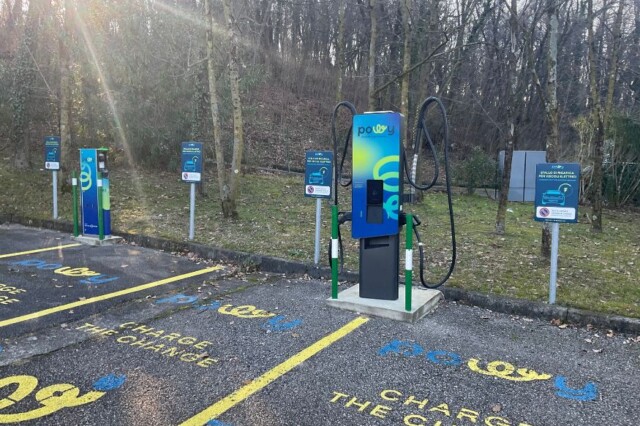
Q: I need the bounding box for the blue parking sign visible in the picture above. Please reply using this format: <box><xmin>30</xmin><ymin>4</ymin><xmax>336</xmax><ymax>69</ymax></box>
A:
<box><xmin>534</xmin><ymin>163</ymin><xmax>580</xmax><ymax>223</ymax></box>
<box><xmin>44</xmin><ymin>136</ymin><xmax>61</xmax><ymax>170</ymax></box>
<box><xmin>305</xmin><ymin>151</ymin><xmax>333</xmax><ymax>199</ymax></box>
<box><xmin>181</xmin><ymin>142</ymin><xmax>203</xmax><ymax>183</ymax></box>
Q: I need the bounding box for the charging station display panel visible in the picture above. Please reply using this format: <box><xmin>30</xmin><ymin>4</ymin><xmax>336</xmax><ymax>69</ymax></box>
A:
<box><xmin>352</xmin><ymin>112</ymin><xmax>403</xmax><ymax>239</ymax></box>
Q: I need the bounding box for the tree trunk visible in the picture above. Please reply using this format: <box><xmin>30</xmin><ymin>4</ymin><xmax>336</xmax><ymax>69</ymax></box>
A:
<box><xmin>587</xmin><ymin>0</ymin><xmax>603</xmax><ymax>232</ymax></box>
<box><xmin>59</xmin><ymin>0</ymin><xmax>73</xmax><ymax>193</ymax></box>
<box><xmin>541</xmin><ymin>0</ymin><xmax>560</xmax><ymax>257</ymax></box>
<box><xmin>335</xmin><ymin>0</ymin><xmax>346</xmax><ymax>102</ymax></box>
<box><xmin>367</xmin><ymin>0</ymin><xmax>377</xmax><ymax>111</ymax></box>
<box><xmin>400</xmin><ymin>0</ymin><xmax>412</xmax><ymax>148</ymax></box>
<box><xmin>495</xmin><ymin>0</ymin><xmax>518</xmax><ymax>235</ymax></box>
<box><xmin>11</xmin><ymin>0</ymin><xmax>41</xmax><ymax>169</ymax></box>
<box><xmin>222</xmin><ymin>0</ymin><xmax>244</xmax><ymax>219</ymax></box>
<box><xmin>205</xmin><ymin>0</ymin><xmax>230</xmax><ymax>216</ymax></box>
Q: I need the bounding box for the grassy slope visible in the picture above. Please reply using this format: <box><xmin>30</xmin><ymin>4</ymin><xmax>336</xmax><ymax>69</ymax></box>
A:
<box><xmin>1</xmin><ymin>164</ymin><xmax>638</xmax><ymax>318</ymax></box>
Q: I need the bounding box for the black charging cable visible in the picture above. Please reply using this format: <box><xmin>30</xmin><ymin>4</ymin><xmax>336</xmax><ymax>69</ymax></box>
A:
<box><xmin>328</xmin><ymin>101</ymin><xmax>358</xmax><ymax>272</ymax></box>
<box><xmin>403</xmin><ymin>97</ymin><xmax>457</xmax><ymax>289</ymax></box>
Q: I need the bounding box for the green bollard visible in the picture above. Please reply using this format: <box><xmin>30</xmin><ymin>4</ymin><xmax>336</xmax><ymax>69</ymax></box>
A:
<box><xmin>331</xmin><ymin>205</ymin><xmax>339</xmax><ymax>299</ymax></box>
<box><xmin>405</xmin><ymin>214</ymin><xmax>413</xmax><ymax>311</ymax></box>
<box><xmin>97</xmin><ymin>172</ymin><xmax>104</xmax><ymax>240</ymax></box>
<box><xmin>72</xmin><ymin>171</ymin><xmax>79</xmax><ymax>237</ymax></box>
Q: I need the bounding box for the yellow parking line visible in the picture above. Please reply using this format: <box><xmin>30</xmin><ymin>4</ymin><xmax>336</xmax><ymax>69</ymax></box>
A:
<box><xmin>0</xmin><ymin>265</ymin><xmax>224</xmax><ymax>329</ymax></box>
<box><xmin>0</xmin><ymin>243</ymin><xmax>82</xmax><ymax>259</ymax></box>
<box><xmin>179</xmin><ymin>315</ymin><xmax>370</xmax><ymax>426</ymax></box>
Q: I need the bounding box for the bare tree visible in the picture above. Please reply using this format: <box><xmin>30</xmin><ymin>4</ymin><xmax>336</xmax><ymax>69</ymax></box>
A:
<box><xmin>335</xmin><ymin>0</ymin><xmax>346</xmax><ymax>102</ymax></box>
<box><xmin>400</xmin><ymin>0</ymin><xmax>412</xmax><ymax>146</ymax></box>
<box><xmin>537</xmin><ymin>0</ymin><xmax>561</xmax><ymax>256</ymax></box>
<box><xmin>222</xmin><ymin>0</ymin><xmax>245</xmax><ymax>219</ymax></box>
<box><xmin>368</xmin><ymin>0</ymin><xmax>378</xmax><ymax>111</ymax></box>
<box><xmin>59</xmin><ymin>0</ymin><xmax>73</xmax><ymax>186</ymax></box>
<box><xmin>495</xmin><ymin>0</ymin><xmax>519</xmax><ymax>235</ymax></box>
<box><xmin>205</xmin><ymin>0</ymin><xmax>230</xmax><ymax>216</ymax></box>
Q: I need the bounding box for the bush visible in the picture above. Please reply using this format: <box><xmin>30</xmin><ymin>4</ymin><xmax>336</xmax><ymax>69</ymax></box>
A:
<box><xmin>455</xmin><ymin>147</ymin><xmax>496</xmax><ymax>195</ymax></box>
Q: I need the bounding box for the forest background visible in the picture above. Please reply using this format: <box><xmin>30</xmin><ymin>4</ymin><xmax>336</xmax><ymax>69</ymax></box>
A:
<box><xmin>0</xmin><ymin>1</ymin><xmax>639</xmax><ymax>317</ymax></box>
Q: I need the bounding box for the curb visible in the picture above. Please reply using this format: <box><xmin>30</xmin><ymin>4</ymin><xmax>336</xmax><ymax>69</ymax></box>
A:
<box><xmin>2</xmin><ymin>214</ymin><xmax>639</xmax><ymax>335</ymax></box>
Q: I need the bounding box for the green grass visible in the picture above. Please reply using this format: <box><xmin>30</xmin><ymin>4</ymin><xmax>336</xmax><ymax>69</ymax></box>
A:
<box><xmin>2</xmin><ymin>164</ymin><xmax>639</xmax><ymax>318</ymax></box>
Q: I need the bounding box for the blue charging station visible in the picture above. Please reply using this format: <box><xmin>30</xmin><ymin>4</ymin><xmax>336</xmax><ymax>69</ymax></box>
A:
<box><xmin>79</xmin><ymin>148</ymin><xmax>111</xmax><ymax>237</ymax></box>
<box><xmin>330</xmin><ymin>98</ymin><xmax>457</xmax><ymax>310</ymax></box>
<box><xmin>352</xmin><ymin>112</ymin><xmax>404</xmax><ymax>300</ymax></box>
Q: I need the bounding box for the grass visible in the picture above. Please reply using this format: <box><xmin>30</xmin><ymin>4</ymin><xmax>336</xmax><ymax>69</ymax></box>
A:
<box><xmin>1</xmin><ymin>163</ymin><xmax>639</xmax><ymax>319</ymax></box>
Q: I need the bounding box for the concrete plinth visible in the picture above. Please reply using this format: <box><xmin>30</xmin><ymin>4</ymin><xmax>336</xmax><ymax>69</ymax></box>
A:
<box><xmin>73</xmin><ymin>235</ymin><xmax>123</xmax><ymax>246</ymax></box>
<box><xmin>327</xmin><ymin>284</ymin><xmax>442</xmax><ymax>323</ymax></box>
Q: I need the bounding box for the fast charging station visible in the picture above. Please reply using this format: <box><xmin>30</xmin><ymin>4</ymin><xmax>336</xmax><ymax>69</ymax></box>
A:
<box><xmin>75</xmin><ymin>148</ymin><xmax>119</xmax><ymax>245</ymax></box>
<box><xmin>327</xmin><ymin>101</ymin><xmax>457</xmax><ymax>322</ymax></box>
<box><xmin>352</xmin><ymin>112</ymin><xmax>404</xmax><ymax>300</ymax></box>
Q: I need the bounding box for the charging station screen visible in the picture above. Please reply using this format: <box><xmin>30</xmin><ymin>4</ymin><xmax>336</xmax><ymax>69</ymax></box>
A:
<box><xmin>352</xmin><ymin>112</ymin><xmax>403</xmax><ymax>239</ymax></box>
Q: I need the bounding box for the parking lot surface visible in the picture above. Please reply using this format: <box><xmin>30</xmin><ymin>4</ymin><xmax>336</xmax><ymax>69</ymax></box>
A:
<box><xmin>0</xmin><ymin>224</ymin><xmax>638</xmax><ymax>425</ymax></box>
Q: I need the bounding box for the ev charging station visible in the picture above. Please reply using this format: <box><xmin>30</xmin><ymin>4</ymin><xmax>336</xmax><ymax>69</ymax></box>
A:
<box><xmin>352</xmin><ymin>112</ymin><xmax>404</xmax><ymax>300</ymax></box>
<box><xmin>74</xmin><ymin>148</ymin><xmax>119</xmax><ymax>244</ymax></box>
<box><xmin>327</xmin><ymin>99</ymin><xmax>457</xmax><ymax>322</ymax></box>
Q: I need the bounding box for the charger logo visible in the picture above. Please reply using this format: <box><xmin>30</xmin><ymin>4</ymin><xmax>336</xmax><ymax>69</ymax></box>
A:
<box><xmin>357</xmin><ymin>124</ymin><xmax>395</xmax><ymax>137</ymax></box>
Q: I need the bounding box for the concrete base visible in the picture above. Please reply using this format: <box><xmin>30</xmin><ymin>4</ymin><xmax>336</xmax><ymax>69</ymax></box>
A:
<box><xmin>73</xmin><ymin>235</ymin><xmax>123</xmax><ymax>246</ymax></box>
<box><xmin>327</xmin><ymin>284</ymin><xmax>442</xmax><ymax>323</ymax></box>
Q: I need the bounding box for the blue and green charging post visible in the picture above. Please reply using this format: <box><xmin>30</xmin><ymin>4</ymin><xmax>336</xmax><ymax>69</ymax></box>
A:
<box><xmin>78</xmin><ymin>148</ymin><xmax>111</xmax><ymax>240</ymax></box>
<box><xmin>351</xmin><ymin>112</ymin><xmax>404</xmax><ymax>300</ymax></box>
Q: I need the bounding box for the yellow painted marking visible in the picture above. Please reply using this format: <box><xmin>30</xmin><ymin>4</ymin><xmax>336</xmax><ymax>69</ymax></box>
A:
<box><xmin>0</xmin><ymin>243</ymin><xmax>81</xmax><ymax>259</ymax></box>
<box><xmin>0</xmin><ymin>375</ymin><xmax>105</xmax><ymax>423</ymax></box>
<box><xmin>180</xmin><ymin>316</ymin><xmax>370</xmax><ymax>426</ymax></box>
<box><xmin>0</xmin><ymin>266</ymin><xmax>223</xmax><ymax>329</ymax></box>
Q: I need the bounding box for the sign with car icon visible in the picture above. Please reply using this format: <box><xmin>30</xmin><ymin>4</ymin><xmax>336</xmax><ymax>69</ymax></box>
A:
<box><xmin>534</xmin><ymin>163</ymin><xmax>580</xmax><ymax>223</ymax></box>
<box><xmin>181</xmin><ymin>142</ymin><xmax>203</xmax><ymax>183</ymax></box>
<box><xmin>305</xmin><ymin>151</ymin><xmax>333</xmax><ymax>199</ymax></box>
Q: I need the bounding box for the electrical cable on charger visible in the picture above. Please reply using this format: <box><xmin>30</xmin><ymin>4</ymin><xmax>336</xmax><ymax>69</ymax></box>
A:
<box><xmin>404</xmin><ymin>97</ymin><xmax>457</xmax><ymax>289</ymax></box>
<box><xmin>329</xmin><ymin>101</ymin><xmax>357</xmax><ymax>272</ymax></box>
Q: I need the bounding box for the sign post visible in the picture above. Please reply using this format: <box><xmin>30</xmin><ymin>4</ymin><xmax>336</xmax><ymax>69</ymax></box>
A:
<box><xmin>181</xmin><ymin>142</ymin><xmax>203</xmax><ymax>240</ymax></box>
<box><xmin>44</xmin><ymin>136</ymin><xmax>61</xmax><ymax>219</ymax></box>
<box><xmin>304</xmin><ymin>151</ymin><xmax>333</xmax><ymax>264</ymax></box>
<box><xmin>534</xmin><ymin>163</ymin><xmax>580</xmax><ymax>304</ymax></box>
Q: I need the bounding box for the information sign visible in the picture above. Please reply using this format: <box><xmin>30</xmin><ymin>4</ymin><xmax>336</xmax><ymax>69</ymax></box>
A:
<box><xmin>181</xmin><ymin>142</ymin><xmax>203</xmax><ymax>183</ymax></box>
<box><xmin>534</xmin><ymin>163</ymin><xmax>580</xmax><ymax>223</ymax></box>
<box><xmin>304</xmin><ymin>151</ymin><xmax>333</xmax><ymax>199</ymax></box>
<box><xmin>44</xmin><ymin>136</ymin><xmax>61</xmax><ymax>170</ymax></box>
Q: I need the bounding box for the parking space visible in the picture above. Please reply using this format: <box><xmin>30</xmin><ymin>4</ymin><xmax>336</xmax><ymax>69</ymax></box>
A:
<box><xmin>0</xmin><ymin>224</ymin><xmax>227</xmax><ymax>338</ymax></box>
<box><xmin>0</xmin><ymin>226</ymin><xmax>638</xmax><ymax>425</ymax></box>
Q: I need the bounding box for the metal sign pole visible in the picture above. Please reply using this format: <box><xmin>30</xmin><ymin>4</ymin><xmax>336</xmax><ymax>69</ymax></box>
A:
<box><xmin>52</xmin><ymin>170</ymin><xmax>58</xmax><ymax>219</ymax></box>
<box><xmin>549</xmin><ymin>222</ymin><xmax>560</xmax><ymax>304</ymax></box>
<box><xmin>314</xmin><ymin>198</ymin><xmax>322</xmax><ymax>264</ymax></box>
<box><xmin>189</xmin><ymin>183</ymin><xmax>196</xmax><ymax>240</ymax></box>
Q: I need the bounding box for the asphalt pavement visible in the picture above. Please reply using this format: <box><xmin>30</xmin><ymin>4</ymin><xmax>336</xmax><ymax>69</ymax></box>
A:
<box><xmin>0</xmin><ymin>224</ymin><xmax>638</xmax><ymax>426</ymax></box>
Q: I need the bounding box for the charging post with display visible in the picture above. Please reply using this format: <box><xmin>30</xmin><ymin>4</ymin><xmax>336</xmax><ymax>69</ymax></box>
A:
<box><xmin>352</xmin><ymin>112</ymin><xmax>404</xmax><ymax>300</ymax></box>
<box><xmin>328</xmin><ymin>98</ymin><xmax>457</xmax><ymax>322</ymax></box>
<box><xmin>78</xmin><ymin>148</ymin><xmax>112</xmax><ymax>241</ymax></box>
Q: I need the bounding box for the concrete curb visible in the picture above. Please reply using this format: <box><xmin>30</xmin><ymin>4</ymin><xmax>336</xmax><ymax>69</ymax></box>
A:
<box><xmin>2</xmin><ymin>214</ymin><xmax>639</xmax><ymax>335</ymax></box>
